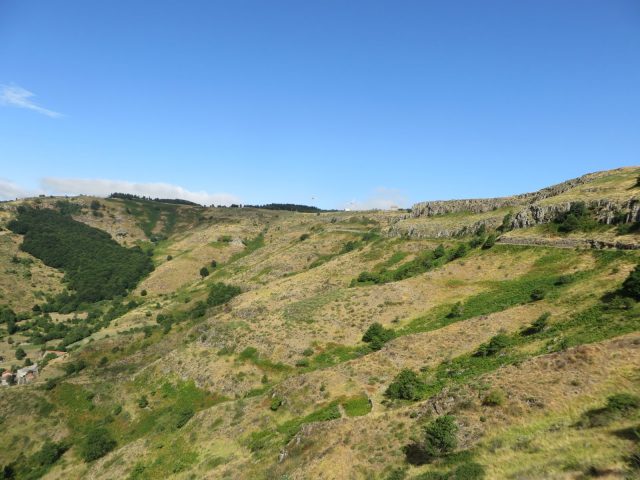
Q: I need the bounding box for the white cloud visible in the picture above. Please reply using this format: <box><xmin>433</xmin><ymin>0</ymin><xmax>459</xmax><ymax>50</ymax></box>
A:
<box><xmin>344</xmin><ymin>187</ymin><xmax>408</xmax><ymax>211</ymax></box>
<box><xmin>0</xmin><ymin>84</ymin><xmax>63</xmax><ymax>118</ymax></box>
<box><xmin>0</xmin><ymin>178</ymin><xmax>37</xmax><ymax>201</ymax></box>
<box><xmin>40</xmin><ymin>177</ymin><xmax>240</xmax><ymax>206</ymax></box>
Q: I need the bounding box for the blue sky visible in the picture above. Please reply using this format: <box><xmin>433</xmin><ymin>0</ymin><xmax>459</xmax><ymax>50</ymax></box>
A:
<box><xmin>1</xmin><ymin>0</ymin><xmax>639</xmax><ymax>208</ymax></box>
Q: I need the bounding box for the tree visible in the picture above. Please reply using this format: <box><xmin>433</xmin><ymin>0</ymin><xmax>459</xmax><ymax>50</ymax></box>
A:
<box><xmin>622</xmin><ymin>265</ymin><xmax>640</xmax><ymax>300</ymax></box>
<box><xmin>90</xmin><ymin>200</ymin><xmax>101</xmax><ymax>211</ymax></box>
<box><xmin>199</xmin><ymin>267</ymin><xmax>209</xmax><ymax>278</ymax></box>
<box><xmin>79</xmin><ymin>427</ymin><xmax>116</xmax><ymax>462</ymax></box>
<box><xmin>15</xmin><ymin>347</ymin><xmax>26</xmax><ymax>360</ymax></box>
<box><xmin>210</xmin><ymin>259</ymin><xmax>217</xmax><ymax>268</ymax></box>
<box><xmin>433</xmin><ymin>244</ymin><xmax>446</xmax><ymax>259</ymax></box>
<box><xmin>385</xmin><ymin>369</ymin><xmax>426</xmax><ymax>400</ymax></box>
<box><xmin>422</xmin><ymin>415</ymin><xmax>458</xmax><ymax>459</ymax></box>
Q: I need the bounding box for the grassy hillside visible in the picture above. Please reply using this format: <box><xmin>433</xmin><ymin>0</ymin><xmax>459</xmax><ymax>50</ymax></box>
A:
<box><xmin>0</xmin><ymin>168</ymin><xmax>639</xmax><ymax>480</ymax></box>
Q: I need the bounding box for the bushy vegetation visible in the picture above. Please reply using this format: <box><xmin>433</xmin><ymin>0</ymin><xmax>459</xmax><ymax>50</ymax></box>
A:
<box><xmin>423</xmin><ymin>416</ymin><xmax>458</xmax><ymax>458</ymax></box>
<box><xmin>621</xmin><ymin>265</ymin><xmax>640</xmax><ymax>300</ymax></box>
<box><xmin>0</xmin><ymin>440</ymin><xmax>68</xmax><ymax>480</ymax></box>
<box><xmin>551</xmin><ymin>202</ymin><xmax>600</xmax><ymax>233</ymax></box>
<box><xmin>207</xmin><ymin>282</ymin><xmax>241</xmax><ymax>307</ymax></box>
<box><xmin>405</xmin><ymin>415</ymin><xmax>458</xmax><ymax>465</ymax></box>
<box><xmin>8</xmin><ymin>207</ymin><xmax>153</xmax><ymax>307</ymax></box>
<box><xmin>473</xmin><ymin>333</ymin><xmax>510</xmax><ymax>357</ymax></box>
<box><xmin>521</xmin><ymin>312</ymin><xmax>550</xmax><ymax>336</ymax></box>
<box><xmin>362</xmin><ymin>322</ymin><xmax>394</xmax><ymax>350</ymax></box>
<box><xmin>385</xmin><ymin>369</ymin><xmax>426</xmax><ymax>400</ymax></box>
<box><xmin>79</xmin><ymin>427</ymin><xmax>116</xmax><ymax>462</ymax></box>
<box><xmin>352</xmin><ymin>241</ymin><xmax>475</xmax><ymax>286</ymax></box>
<box><xmin>578</xmin><ymin>393</ymin><xmax>640</xmax><ymax>428</ymax></box>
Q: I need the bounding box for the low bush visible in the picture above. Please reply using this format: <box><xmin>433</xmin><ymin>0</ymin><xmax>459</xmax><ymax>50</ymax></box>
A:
<box><xmin>474</xmin><ymin>334</ymin><xmax>510</xmax><ymax>357</ymax></box>
<box><xmin>622</xmin><ymin>265</ymin><xmax>640</xmax><ymax>300</ymax></box>
<box><xmin>521</xmin><ymin>312</ymin><xmax>550</xmax><ymax>336</ymax></box>
<box><xmin>482</xmin><ymin>389</ymin><xmax>506</xmax><ymax>406</ymax></box>
<box><xmin>79</xmin><ymin>427</ymin><xmax>116</xmax><ymax>462</ymax></box>
<box><xmin>578</xmin><ymin>392</ymin><xmax>640</xmax><ymax>428</ymax></box>
<box><xmin>385</xmin><ymin>369</ymin><xmax>426</xmax><ymax>401</ymax></box>
<box><xmin>423</xmin><ymin>415</ymin><xmax>458</xmax><ymax>459</ymax></box>
<box><xmin>362</xmin><ymin>322</ymin><xmax>394</xmax><ymax>350</ymax></box>
<box><xmin>207</xmin><ymin>283</ymin><xmax>242</xmax><ymax>307</ymax></box>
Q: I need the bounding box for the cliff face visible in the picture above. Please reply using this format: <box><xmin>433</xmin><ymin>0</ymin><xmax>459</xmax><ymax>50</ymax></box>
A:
<box><xmin>404</xmin><ymin>168</ymin><xmax>640</xmax><ymax>238</ymax></box>
<box><xmin>410</xmin><ymin>171</ymin><xmax>601</xmax><ymax>218</ymax></box>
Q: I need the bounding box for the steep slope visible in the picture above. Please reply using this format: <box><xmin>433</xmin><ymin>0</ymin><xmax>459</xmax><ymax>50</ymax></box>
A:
<box><xmin>0</xmin><ymin>168</ymin><xmax>639</xmax><ymax>480</ymax></box>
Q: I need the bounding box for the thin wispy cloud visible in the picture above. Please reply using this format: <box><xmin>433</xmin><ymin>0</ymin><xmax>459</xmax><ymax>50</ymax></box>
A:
<box><xmin>40</xmin><ymin>177</ymin><xmax>240</xmax><ymax>206</ymax></box>
<box><xmin>0</xmin><ymin>84</ymin><xmax>63</xmax><ymax>118</ymax></box>
<box><xmin>345</xmin><ymin>187</ymin><xmax>408</xmax><ymax>211</ymax></box>
<box><xmin>0</xmin><ymin>178</ymin><xmax>36</xmax><ymax>201</ymax></box>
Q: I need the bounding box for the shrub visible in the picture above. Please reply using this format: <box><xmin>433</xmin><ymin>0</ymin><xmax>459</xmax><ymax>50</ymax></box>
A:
<box><xmin>453</xmin><ymin>461</ymin><xmax>486</xmax><ymax>479</ymax></box>
<box><xmin>33</xmin><ymin>440</ymin><xmax>68</xmax><ymax>467</ymax></box>
<box><xmin>554</xmin><ymin>202</ymin><xmax>599</xmax><ymax>233</ymax></box>
<box><xmin>450</xmin><ymin>243</ymin><xmax>468</xmax><ymax>260</ymax></box>
<box><xmin>521</xmin><ymin>312</ymin><xmax>550</xmax><ymax>336</ymax></box>
<box><xmin>80</xmin><ymin>427</ymin><xmax>116</xmax><ymax>462</ymax></box>
<box><xmin>207</xmin><ymin>283</ymin><xmax>241</xmax><ymax>307</ymax></box>
<box><xmin>138</xmin><ymin>395</ymin><xmax>149</xmax><ymax>408</ymax></box>
<box><xmin>474</xmin><ymin>334</ymin><xmax>510</xmax><ymax>357</ymax></box>
<box><xmin>622</xmin><ymin>265</ymin><xmax>640</xmax><ymax>300</ymax></box>
<box><xmin>174</xmin><ymin>405</ymin><xmax>195</xmax><ymax>429</ymax></box>
<box><xmin>199</xmin><ymin>267</ymin><xmax>209</xmax><ymax>278</ymax></box>
<box><xmin>433</xmin><ymin>244</ymin><xmax>446</xmax><ymax>259</ymax></box>
<box><xmin>270</xmin><ymin>397</ymin><xmax>283</xmax><ymax>411</ymax></box>
<box><xmin>447</xmin><ymin>302</ymin><xmax>464</xmax><ymax>319</ymax></box>
<box><xmin>482</xmin><ymin>389</ymin><xmax>506</xmax><ymax>406</ymax></box>
<box><xmin>500</xmin><ymin>213</ymin><xmax>513</xmax><ymax>232</ymax></box>
<box><xmin>362</xmin><ymin>323</ymin><xmax>394</xmax><ymax>350</ymax></box>
<box><xmin>15</xmin><ymin>347</ymin><xmax>26</xmax><ymax>360</ymax></box>
<box><xmin>530</xmin><ymin>288</ymin><xmax>546</xmax><ymax>301</ymax></box>
<box><xmin>140</xmin><ymin>289</ymin><xmax>147</xmax><ymax>296</ymax></box>
<box><xmin>190</xmin><ymin>301</ymin><xmax>207</xmax><ymax>318</ymax></box>
<box><xmin>482</xmin><ymin>234</ymin><xmax>496</xmax><ymax>249</ymax></box>
<box><xmin>385</xmin><ymin>369</ymin><xmax>425</xmax><ymax>401</ymax></box>
<box><xmin>210</xmin><ymin>259</ymin><xmax>217</xmax><ymax>268</ymax></box>
<box><xmin>606</xmin><ymin>393</ymin><xmax>640</xmax><ymax>412</ymax></box>
<box><xmin>422</xmin><ymin>415</ymin><xmax>458</xmax><ymax>459</ymax></box>
<box><xmin>578</xmin><ymin>392</ymin><xmax>640</xmax><ymax>427</ymax></box>
<box><xmin>299</xmin><ymin>233</ymin><xmax>310</xmax><ymax>241</ymax></box>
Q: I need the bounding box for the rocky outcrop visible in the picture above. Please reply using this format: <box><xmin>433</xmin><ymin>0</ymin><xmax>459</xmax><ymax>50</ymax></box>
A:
<box><xmin>508</xmin><ymin>198</ymin><xmax>640</xmax><ymax>229</ymax></box>
<box><xmin>411</xmin><ymin>170</ymin><xmax>606</xmax><ymax>218</ymax></box>
<box><xmin>497</xmin><ymin>236</ymin><xmax>640</xmax><ymax>250</ymax></box>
